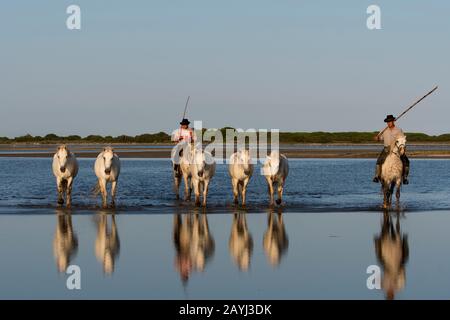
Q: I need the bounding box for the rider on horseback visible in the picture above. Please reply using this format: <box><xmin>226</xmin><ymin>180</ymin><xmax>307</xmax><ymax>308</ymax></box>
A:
<box><xmin>373</xmin><ymin>115</ymin><xmax>410</xmax><ymax>184</ymax></box>
<box><xmin>172</xmin><ymin>119</ymin><xmax>197</xmax><ymax>173</ymax></box>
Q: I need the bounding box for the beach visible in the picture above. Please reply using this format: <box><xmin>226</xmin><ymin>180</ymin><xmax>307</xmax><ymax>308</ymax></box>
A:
<box><xmin>2</xmin><ymin>143</ymin><xmax>450</xmax><ymax>158</ymax></box>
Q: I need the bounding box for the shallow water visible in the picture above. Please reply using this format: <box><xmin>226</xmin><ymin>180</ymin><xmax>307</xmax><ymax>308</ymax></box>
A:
<box><xmin>1</xmin><ymin>158</ymin><xmax>450</xmax><ymax>299</ymax></box>
<box><xmin>1</xmin><ymin>158</ymin><xmax>450</xmax><ymax>213</ymax></box>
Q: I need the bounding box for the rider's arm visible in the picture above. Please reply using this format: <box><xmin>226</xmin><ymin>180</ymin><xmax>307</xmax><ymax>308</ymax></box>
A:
<box><xmin>171</xmin><ymin>129</ymin><xmax>181</xmax><ymax>143</ymax></box>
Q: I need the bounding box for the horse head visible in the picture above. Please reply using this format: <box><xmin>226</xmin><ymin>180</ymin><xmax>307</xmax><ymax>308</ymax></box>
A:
<box><xmin>192</xmin><ymin>148</ymin><xmax>206</xmax><ymax>177</ymax></box>
<box><xmin>56</xmin><ymin>145</ymin><xmax>70</xmax><ymax>173</ymax></box>
<box><xmin>102</xmin><ymin>147</ymin><xmax>115</xmax><ymax>175</ymax></box>
<box><xmin>239</xmin><ymin>149</ymin><xmax>252</xmax><ymax>175</ymax></box>
<box><xmin>192</xmin><ymin>147</ymin><xmax>214</xmax><ymax>178</ymax></box>
<box><xmin>394</xmin><ymin>136</ymin><xmax>407</xmax><ymax>157</ymax></box>
<box><xmin>266</xmin><ymin>151</ymin><xmax>280</xmax><ymax>176</ymax></box>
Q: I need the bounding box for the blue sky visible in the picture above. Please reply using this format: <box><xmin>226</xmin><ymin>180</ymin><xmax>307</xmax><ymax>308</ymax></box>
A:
<box><xmin>0</xmin><ymin>1</ymin><xmax>449</xmax><ymax>137</ymax></box>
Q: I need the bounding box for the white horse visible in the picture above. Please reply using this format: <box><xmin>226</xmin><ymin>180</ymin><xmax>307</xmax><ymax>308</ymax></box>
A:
<box><xmin>172</xmin><ymin>143</ymin><xmax>193</xmax><ymax>201</ymax></box>
<box><xmin>229</xmin><ymin>149</ymin><xmax>254</xmax><ymax>206</ymax></box>
<box><xmin>380</xmin><ymin>136</ymin><xmax>406</xmax><ymax>208</ymax></box>
<box><xmin>263</xmin><ymin>210</ymin><xmax>289</xmax><ymax>267</ymax></box>
<box><xmin>190</xmin><ymin>147</ymin><xmax>216</xmax><ymax>207</ymax></box>
<box><xmin>95</xmin><ymin>212</ymin><xmax>120</xmax><ymax>274</ymax></box>
<box><xmin>173</xmin><ymin>212</ymin><xmax>215</xmax><ymax>282</ymax></box>
<box><xmin>52</xmin><ymin>145</ymin><xmax>79</xmax><ymax>208</ymax></box>
<box><xmin>229</xmin><ymin>212</ymin><xmax>253</xmax><ymax>271</ymax></box>
<box><xmin>262</xmin><ymin>151</ymin><xmax>289</xmax><ymax>206</ymax></box>
<box><xmin>53</xmin><ymin>210</ymin><xmax>78</xmax><ymax>272</ymax></box>
<box><xmin>94</xmin><ymin>147</ymin><xmax>121</xmax><ymax>208</ymax></box>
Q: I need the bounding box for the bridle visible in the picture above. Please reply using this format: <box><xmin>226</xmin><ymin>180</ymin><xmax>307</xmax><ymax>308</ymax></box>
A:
<box><xmin>391</xmin><ymin>140</ymin><xmax>406</xmax><ymax>158</ymax></box>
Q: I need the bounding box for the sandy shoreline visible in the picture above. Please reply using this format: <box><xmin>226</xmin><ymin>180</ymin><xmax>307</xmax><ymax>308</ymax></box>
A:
<box><xmin>1</xmin><ymin>144</ymin><xmax>450</xmax><ymax>159</ymax></box>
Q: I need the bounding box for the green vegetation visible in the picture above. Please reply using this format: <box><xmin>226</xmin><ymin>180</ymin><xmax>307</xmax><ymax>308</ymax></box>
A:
<box><xmin>1</xmin><ymin>132</ymin><xmax>171</xmax><ymax>144</ymax></box>
<box><xmin>2</xmin><ymin>130</ymin><xmax>450</xmax><ymax>144</ymax></box>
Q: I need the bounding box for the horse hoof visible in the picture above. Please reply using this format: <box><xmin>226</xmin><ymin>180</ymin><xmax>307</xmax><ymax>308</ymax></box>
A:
<box><xmin>57</xmin><ymin>199</ymin><xmax>64</xmax><ymax>205</ymax></box>
<box><xmin>276</xmin><ymin>199</ymin><xmax>282</xmax><ymax>205</ymax></box>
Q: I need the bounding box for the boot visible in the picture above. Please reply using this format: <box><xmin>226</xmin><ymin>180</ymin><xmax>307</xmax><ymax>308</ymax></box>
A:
<box><xmin>403</xmin><ymin>166</ymin><xmax>410</xmax><ymax>185</ymax></box>
<box><xmin>373</xmin><ymin>164</ymin><xmax>381</xmax><ymax>183</ymax></box>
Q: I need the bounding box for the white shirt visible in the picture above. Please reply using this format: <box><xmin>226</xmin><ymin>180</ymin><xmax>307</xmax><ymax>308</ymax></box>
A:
<box><xmin>380</xmin><ymin>126</ymin><xmax>404</xmax><ymax>147</ymax></box>
<box><xmin>171</xmin><ymin>128</ymin><xmax>197</xmax><ymax>143</ymax></box>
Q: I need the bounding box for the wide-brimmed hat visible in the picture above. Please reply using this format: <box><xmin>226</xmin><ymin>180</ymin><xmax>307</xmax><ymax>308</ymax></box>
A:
<box><xmin>384</xmin><ymin>114</ymin><xmax>396</xmax><ymax>123</ymax></box>
<box><xmin>180</xmin><ymin>118</ymin><xmax>190</xmax><ymax>125</ymax></box>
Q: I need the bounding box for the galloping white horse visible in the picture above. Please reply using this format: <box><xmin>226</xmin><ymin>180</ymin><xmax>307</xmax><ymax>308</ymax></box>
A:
<box><xmin>262</xmin><ymin>151</ymin><xmax>289</xmax><ymax>206</ymax></box>
<box><xmin>94</xmin><ymin>147</ymin><xmax>121</xmax><ymax>208</ymax></box>
<box><xmin>229</xmin><ymin>149</ymin><xmax>254</xmax><ymax>206</ymax></box>
<box><xmin>52</xmin><ymin>145</ymin><xmax>79</xmax><ymax>208</ymax></box>
<box><xmin>380</xmin><ymin>136</ymin><xmax>406</xmax><ymax>208</ymax></box>
<box><xmin>190</xmin><ymin>146</ymin><xmax>216</xmax><ymax>207</ymax></box>
<box><xmin>172</xmin><ymin>143</ymin><xmax>193</xmax><ymax>201</ymax></box>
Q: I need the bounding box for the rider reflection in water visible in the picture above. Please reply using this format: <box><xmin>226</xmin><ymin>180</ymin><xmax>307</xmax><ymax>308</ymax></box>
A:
<box><xmin>374</xmin><ymin>211</ymin><xmax>409</xmax><ymax>300</ymax></box>
<box><xmin>173</xmin><ymin>212</ymin><xmax>215</xmax><ymax>285</ymax></box>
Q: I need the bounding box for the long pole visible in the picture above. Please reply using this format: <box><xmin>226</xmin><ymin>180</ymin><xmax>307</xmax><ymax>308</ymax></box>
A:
<box><xmin>182</xmin><ymin>96</ymin><xmax>190</xmax><ymax>120</ymax></box>
<box><xmin>177</xmin><ymin>96</ymin><xmax>191</xmax><ymax>143</ymax></box>
<box><xmin>377</xmin><ymin>86</ymin><xmax>438</xmax><ymax>137</ymax></box>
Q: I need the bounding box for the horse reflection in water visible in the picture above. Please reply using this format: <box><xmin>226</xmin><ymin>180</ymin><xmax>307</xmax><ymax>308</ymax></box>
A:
<box><xmin>172</xmin><ymin>210</ymin><xmax>215</xmax><ymax>285</ymax></box>
<box><xmin>263</xmin><ymin>209</ymin><xmax>289</xmax><ymax>267</ymax></box>
<box><xmin>229</xmin><ymin>211</ymin><xmax>253</xmax><ymax>271</ymax></box>
<box><xmin>53</xmin><ymin>210</ymin><xmax>78</xmax><ymax>272</ymax></box>
<box><xmin>374</xmin><ymin>210</ymin><xmax>409</xmax><ymax>300</ymax></box>
<box><xmin>95</xmin><ymin>212</ymin><xmax>120</xmax><ymax>274</ymax></box>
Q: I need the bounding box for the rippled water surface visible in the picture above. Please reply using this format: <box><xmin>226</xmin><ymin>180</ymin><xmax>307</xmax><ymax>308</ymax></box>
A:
<box><xmin>1</xmin><ymin>158</ymin><xmax>450</xmax><ymax>299</ymax></box>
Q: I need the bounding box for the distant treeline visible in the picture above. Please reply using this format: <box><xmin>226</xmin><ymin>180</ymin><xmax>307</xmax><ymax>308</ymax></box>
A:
<box><xmin>2</xmin><ymin>130</ymin><xmax>450</xmax><ymax>144</ymax></box>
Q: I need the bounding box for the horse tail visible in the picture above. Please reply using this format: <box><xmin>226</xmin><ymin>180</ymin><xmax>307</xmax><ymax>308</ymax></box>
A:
<box><xmin>92</xmin><ymin>181</ymin><xmax>101</xmax><ymax>196</ymax></box>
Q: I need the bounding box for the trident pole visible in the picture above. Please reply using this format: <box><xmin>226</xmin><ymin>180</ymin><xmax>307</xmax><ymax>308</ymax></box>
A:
<box><xmin>377</xmin><ymin>86</ymin><xmax>438</xmax><ymax>137</ymax></box>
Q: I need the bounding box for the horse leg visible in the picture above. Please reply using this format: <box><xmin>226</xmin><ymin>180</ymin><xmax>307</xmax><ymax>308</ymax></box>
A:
<box><xmin>202</xmin><ymin>180</ymin><xmax>210</xmax><ymax>207</ymax></box>
<box><xmin>232</xmin><ymin>178</ymin><xmax>239</xmax><ymax>205</ymax></box>
<box><xmin>267</xmin><ymin>179</ymin><xmax>275</xmax><ymax>206</ymax></box>
<box><xmin>99</xmin><ymin>179</ymin><xmax>108</xmax><ymax>209</ymax></box>
<box><xmin>276</xmin><ymin>179</ymin><xmax>284</xmax><ymax>205</ymax></box>
<box><xmin>389</xmin><ymin>182</ymin><xmax>396</xmax><ymax>206</ymax></box>
<box><xmin>382</xmin><ymin>183</ymin><xmax>389</xmax><ymax>209</ymax></box>
<box><xmin>395</xmin><ymin>182</ymin><xmax>401</xmax><ymax>201</ymax></box>
<box><xmin>111</xmin><ymin>180</ymin><xmax>117</xmax><ymax>207</ymax></box>
<box><xmin>183</xmin><ymin>173</ymin><xmax>190</xmax><ymax>201</ymax></box>
<box><xmin>174</xmin><ymin>170</ymin><xmax>181</xmax><ymax>200</ymax></box>
<box><xmin>242</xmin><ymin>178</ymin><xmax>249</xmax><ymax>207</ymax></box>
<box><xmin>193</xmin><ymin>179</ymin><xmax>201</xmax><ymax>207</ymax></box>
<box><xmin>56</xmin><ymin>177</ymin><xmax>64</xmax><ymax>205</ymax></box>
<box><xmin>66</xmin><ymin>177</ymin><xmax>74</xmax><ymax>208</ymax></box>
